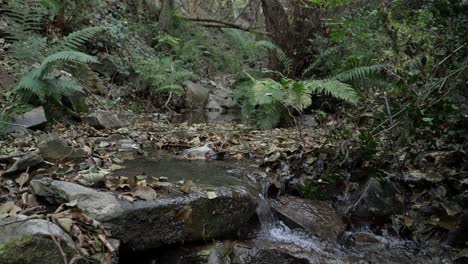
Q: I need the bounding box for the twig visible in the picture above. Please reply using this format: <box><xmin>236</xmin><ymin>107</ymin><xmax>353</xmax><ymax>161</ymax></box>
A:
<box><xmin>48</xmin><ymin>220</ymin><xmax>68</xmax><ymax>264</ymax></box>
<box><xmin>0</xmin><ymin>216</ymin><xmax>38</xmax><ymax>227</ymax></box>
<box><xmin>0</xmin><ymin>120</ymin><xmax>26</xmax><ymax>127</ymax></box>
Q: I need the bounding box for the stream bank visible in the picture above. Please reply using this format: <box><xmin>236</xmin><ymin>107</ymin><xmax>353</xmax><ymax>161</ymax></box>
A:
<box><xmin>0</xmin><ymin>111</ymin><xmax>466</xmax><ymax>263</ymax></box>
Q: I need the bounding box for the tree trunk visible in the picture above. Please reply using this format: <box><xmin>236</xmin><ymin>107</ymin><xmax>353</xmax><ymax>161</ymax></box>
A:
<box><xmin>159</xmin><ymin>0</ymin><xmax>175</xmax><ymax>33</ymax></box>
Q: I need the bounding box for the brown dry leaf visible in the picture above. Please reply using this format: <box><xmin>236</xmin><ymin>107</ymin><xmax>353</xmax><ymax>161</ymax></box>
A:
<box><xmin>0</xmin><ymin>201</ymin><xmax>22</xmax><ymax>217</ymax></box>
<box><xmin>134</xmin><ymin>186</ymin><xmax>157</xmax><ymax>200</ymax></box>
<box><xmin>15</xmin><ymin>172</ymin><xmax>30</xmax><ymax>190</ymax></box>
<box><xmin>56</xmin><ymin>217</ymin><xmax>74</xmax><ymax>233</ymax></box>
<box><xmin>232</xmin><ymin>153</ymin><xmax>244</xmax><ymax>160</ymax></box>
<box><xmin>179</xmin><ymin>184</ymin><xmax>191</xmax><ymax>194</ymax></box>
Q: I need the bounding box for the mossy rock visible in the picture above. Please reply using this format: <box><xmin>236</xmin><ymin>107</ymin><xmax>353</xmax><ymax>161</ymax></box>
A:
<box><xmin>0</xmin><ymin>217</ymin><xmax>76</xmax><ymax>264</ymax></box>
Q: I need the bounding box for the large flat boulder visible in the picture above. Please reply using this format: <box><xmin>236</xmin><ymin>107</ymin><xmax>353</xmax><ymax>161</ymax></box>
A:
<box><xmin>38</xmin><ymin>135</ymin><xmax>89</xmax><ymax>161</ymax></box>
<box><xmin>1</xmin><ymin>153</ymin><xmax>44</xmax><ymax>177</ymax></box>
<box><xmin>82</xmin><ymin>110</ymin><xmax>126</xmax><ymax>130</ymax></box>
<box><xmin>0</xmin><ymin>215</ymin><xmax>75</xmax><ymax>264</ymax></box>
<box><xmin>30</xmin><ymin>178</ymin><xmax>258</xmax><ymax>251</ymax></box>
<box><xmin>6</xmin><ymin>107</ymin><xmax>47</xmax><ymax>132</ymax></box>
<box><xmin>185</xmin><ymin>81</ymin><xmax>210</xmax><ymax>109</ymax></box>
<box><xmin>271</xmin><ymin>196</ymin><xmax>346</xmax><ymax>240</ymax></box>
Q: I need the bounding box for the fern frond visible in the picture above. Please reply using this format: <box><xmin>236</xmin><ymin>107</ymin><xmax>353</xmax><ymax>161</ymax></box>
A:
<box><xmin>334</xmin><ymin>64</ymin><xmax>383</xmax><ymax>83</ymax></box>
<box><xmin>53</xmin><ymin>26</ymin><xmax>107</xmax><ymax>52</ymax></box>
<box><xmin>4</xmin><ymin>0</ymin><xmax>46</xmax><ymax>41</ymax></box>
<box><xmin>33</xmin><ymin>51</ymin><xmax>98</xmax><ymax>78</ymax></box>
<box><xmin>13</xmin><ymin>73</ymin><xmax>48</xmax><ymax>102</ymax></box>
<box><xmin>303</xmin><ymin>79</ymin><xmax>359</xmax><ymax>104</ymax></box>
<box><xmin>256</xmin><ymin>40</ymin><xmax>293</xmax><ymax>74</ymax></box>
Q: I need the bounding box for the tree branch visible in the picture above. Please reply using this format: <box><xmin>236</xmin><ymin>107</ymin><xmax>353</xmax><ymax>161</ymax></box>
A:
<box><xmin>184</xmin><ymin>17</ymin><xmax>268</xmax><ymax>35</ymax></box>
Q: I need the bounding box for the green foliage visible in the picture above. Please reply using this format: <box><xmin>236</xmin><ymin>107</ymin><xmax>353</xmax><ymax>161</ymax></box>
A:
<box><xmin>10</xmin><ymin>51</ymin><xmax>97</xmax><ymax>103</ymax></box>
<box><xmin>172</xmin><ymin>22</ymin><xmax>263</xmax><ymax>76</ymax></box>
<box><xmin>4</xmin><ymin>0</ymin><xmax>46</xmax><ymax>42</ymax></box>
<box><xmin>136</xmin><ymin>57</ymin><xmax>196</xmax><ymax>95</ymax></box>
<box><xmin>154</xmin><ymin>33</ymin><xmax>180</xmax><ymax>51</ymax></box>
<box><xmin>256</xmin><ymin>40</ymin><xmax>293</xmax><ymax>75</ymax></box>
<box><xmin>239</xmin><ymin>75</ymin><xmax>359</xmax><ymax>129</ymax></box>
<box><xmin>4</xmin><ymin>0</ymin><xmax>103</xmax><ymax>107</ymax></box>
<box><xmin>52</xmin><ymin>26</ymin><xmax>106</xmax><ymax>52</ymax></box>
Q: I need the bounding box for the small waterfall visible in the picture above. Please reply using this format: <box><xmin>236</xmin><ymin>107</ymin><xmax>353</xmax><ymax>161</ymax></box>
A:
<box><xmin>255</xmin><ymin>177</ymin><xmax>322</xmax><ymax>251</ymax></box>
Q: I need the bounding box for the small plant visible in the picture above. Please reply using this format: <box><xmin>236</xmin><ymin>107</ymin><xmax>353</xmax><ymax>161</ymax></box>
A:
<box><xmin>239</xmin><ymin>74</ymin><xmax>359</xmax><ymax>129</ymax></box>
<box><xmin>154</xmin><ymin>33</ymin><xmax>180</xmax><ymax>51</ymax></box>
<box><xmin>136</xmin><ymin>57</ymin><xmax>196</xmax><ymax>96</ymax></box>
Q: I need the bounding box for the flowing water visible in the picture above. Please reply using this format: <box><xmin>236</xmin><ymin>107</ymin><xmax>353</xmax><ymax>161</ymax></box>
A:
<box><xmin>116</xmin><ymin>153</ymin><xmax>458</xmax><ymax>263</ymax></box>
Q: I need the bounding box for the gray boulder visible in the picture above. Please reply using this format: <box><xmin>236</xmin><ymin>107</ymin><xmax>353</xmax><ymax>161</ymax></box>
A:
<box><xmin>185</xmin><ymin>81</ymin><xmax>210</xmax><ymax>109</ymax></box>
<box><xmin>83</xmin><ymin>110</ymin><xmax>126</xmax><ymax>130</ymax></box>
<box><xmin>0</xmin><ymin>66</ymin><xmax>14</xmax><ymax>92</ymax></box>
<box><xmin>38</xmin><ymin>135</ymin><xmax>89</xmax><ymax>161</ymax></box>
<box><xmin>30</xmin><ymin>178</ymin><xmax>258</xmax><ymax>251</ymax></box>
<box><xmin>7</xmin><ymin>107</ymin><xmax>47</xmax><ymax>132</ymax></box>
<box><xmin>0</xmin><ymin>215</ymin><xmax>75</xmax><ymax>264</ymax></box>
<box><xmin>1</xmin><ymin>153</ymin><xmax>44</xmax><ymax>177</ymax></box>
<box><xmin>272</xmin><ymin>196</ymin><xmax>346</xmax><ymax>240</ymax></box>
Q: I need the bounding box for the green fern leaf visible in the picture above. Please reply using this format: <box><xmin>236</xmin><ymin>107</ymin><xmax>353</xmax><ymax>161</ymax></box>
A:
<box><xmin>303</xmin><ymin>79</ymin><xmax>359</xmax><ymax>104</ymax></box>
<box><xmin>53</xmin><ymin>26</ymin><xmax>107</xmax><ymax>52</ymax></box>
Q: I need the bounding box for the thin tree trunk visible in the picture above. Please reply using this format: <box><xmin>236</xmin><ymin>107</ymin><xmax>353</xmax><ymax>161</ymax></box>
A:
<box><xmin>159</xmin><ymin>0</ymin><xmax>174</xmax><ymax>33</ymax></box>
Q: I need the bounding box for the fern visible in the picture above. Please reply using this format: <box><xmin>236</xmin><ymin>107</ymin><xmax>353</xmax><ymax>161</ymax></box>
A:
<box><xmin>256</xmin><ymin>40</ymin><xmax>293</xmax><ymax>75</ymax></box>
<box><xmin>136</xmin><ymin>57</ymin><xmax>196</xmax><ymax>95</ymax></box>
<box><xmin>334</xmin><ymin>64</ymin><xmax>383</xmax><ymax>83</ymax></box>
<box><xmin>32</xmin><ymin>51</ymin><xmax>98</xmax><ymax>78</ymax></box>
<box><xmin>239</xmin><ymin>75</ymin><xmax>360</xmax><ymax>129</ymax></box>
<box><xmin>52</xmin><ymin>26</ymin><xmax>107</xmax><ymax>52</ymax></box>
<box><xmin>12</xmin><ymin>51</ymin><xmax>96</xmax><ymax>103</ymax></box>
<box><xmin>302</xmin><ymin>79</ymin><xmax>359</xmax><ymax>104</ymax></box>
<box><xmin>4</xmin><ymin>0</ymin><xmax>46</xmax><ymax>42</ymax></box>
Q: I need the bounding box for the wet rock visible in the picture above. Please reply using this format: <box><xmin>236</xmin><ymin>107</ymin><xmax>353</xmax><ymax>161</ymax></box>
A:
<box><xmin>8</xmin><ymin>107</ymin><xmax>47</xmax><ymax>132</ymax></box>
<box><xmin>118</xmin><ymin>110</ymin><xmax>136</xmax><ymax>125</ymax></box>
<box><xmin>206</xmin><ymin>88</ymin><xmax>237</xmax><ymax>110</ymax></box>
<box><xmin>186</xmin><ymin>81</ymin><xmax>210</xmax><ymax>109</ymax></box>
<box><xmin>302</xmin><ymin>115</ymin><xmax>318</xmax><ymax>127</ymax></box>
<box><xmin>38</xmin><ymin>135</ymin><xmax>89</xmax><ymax>161</ymax></box>
<box><xmin>83</xmin><ymin>110</ymin><xmax>126</xmax><ymax>129</ymax></box>
<box><xmin>30</xmin><ymin>178</ymin><xmax>258</xmax><ymax>251</ymax></box>
<box><xmin>182</xmin><ymin>146</ymin><xmax>217</xmax><ymax>160</ymax></box>
<box><xmin>340</xmin><ymin>177</ymin><xmax>404</xmax><ymax>220</ymax></box>
<box><xmin>340</xmin><ymin>231</ymin><xmax>383</xmax><ymax>247</ymax></box>
<box><xmin>62</xmin><ymin>89</ymin><xmax>88</xmax><ymax>113</ymax></box>
<box><xmin>0</xmin><ymin>66</ymin><xmax>14</xmax><ymax>92</ymax></box>
<box><xmin>1</xmin><ymin>153</ymin><xmax>44</xmax><ymax>177</ymax></box>
<box><xmin>91</xmin><ymin>53</ymin><xmax>118</xmax><ymax>78</ymax></box>
<box><xmin>272</xmin><ymin>196</ymin><xmax>345</xmax><ymax>240</ymax></box>
<box><xmin>0</xmin><ymin>215</ymin><xmax>75</xmax><ymax>264</ymax></box>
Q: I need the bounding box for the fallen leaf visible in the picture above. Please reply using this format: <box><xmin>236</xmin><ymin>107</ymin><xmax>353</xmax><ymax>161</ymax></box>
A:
<box><xmin>180</xmin><ymin>184</ymin><xmax>191</xmax><ymax>194</ymax></box>
<box><xmin>108</xmin><ymin>164</ymin><xmax>125</xmax><ymax>171</ymax></box>
<box><xmin>56</xmin><ymin>217</ymin><xmax>74</xmax><ymax>232</ymax></box>
<box><xmin>134</xmin><ymin>186</ymin><xmax>157</xmax><ymax>200</ymax></box>
<box><xmin>15</xmin><ymin>172</ymin><xmax>30</xmax><ymax>190</ymax></box>
<box><xmin>207</xmin><ymin>191</ymin><xmax>217</xmax><ymax>199</ymax></box>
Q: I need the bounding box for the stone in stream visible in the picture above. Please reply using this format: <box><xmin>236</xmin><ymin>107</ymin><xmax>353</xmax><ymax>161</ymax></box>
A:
<box><xmin>1</xmin><ymin>153</ymin><xmax>44</xmax><ymax>177</ymax></box>
<box><xmin>271</xmin><ymin>195</ymin><xmax>346</xmax><ymax>240</ymax></box>
<box><xmin>182</xmin><ymin>146</ymin><xmax>217</xmax><ymax>160</ymax></box>
<box><xmin>0</xmin><ymin>215</ymin><xmax>75</xmax><ymax>264</ymax></box>
<box><xmin>82</xmin><ymin>110</ymin><xmax>126</xmax><ymax>130</ymax></box>
<box><xmin>38</xmin><ymin>135</ymin><xmax>90</xmax><ymax>161</ymax></box>
<box><xmin>185</xmin><ymin>81</ymin><xmax>210</xmax><ymax>109</ymax></box>
<box><xmin>339</xmin><ymin>177</ymin><xmax>404</xmax><ymax>220</ymax></box>
<box><xmin>5</xmin><ymin>107</ymin><xmax>48</xmax><ymax>132</ymax></box>
<box><xmin>30</xmin><ymin>178</ymin><xmax>258</xmax><ymax>251</ymax></box>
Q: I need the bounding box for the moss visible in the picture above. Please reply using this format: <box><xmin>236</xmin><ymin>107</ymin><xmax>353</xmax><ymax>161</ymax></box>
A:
<box><xmin>0</xmin><ymin>235</ymin><xmax>74</xmax><ymax>264</ymax></box>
